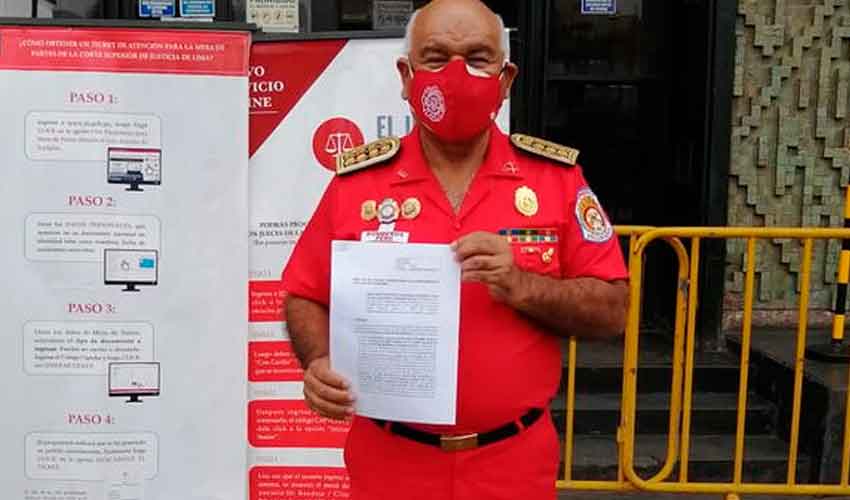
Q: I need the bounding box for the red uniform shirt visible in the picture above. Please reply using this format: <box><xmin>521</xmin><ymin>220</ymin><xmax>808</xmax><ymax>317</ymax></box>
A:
<box><xmin>282</xmin><ymin>125</ymin><xmax>628</xmax><ymax>434</ymax></box>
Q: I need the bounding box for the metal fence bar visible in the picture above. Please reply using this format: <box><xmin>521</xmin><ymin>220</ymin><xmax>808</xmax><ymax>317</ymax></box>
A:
<box><xmin>647</xmin><ymin>236</ymin><xmax>690</xmax><ymax>483</ymax></box>
<box><xmin>556</xmin><ymin>480</ymin><xmax>636</xmax><ymax>491</ymax></box>
<box><xmin>619</xmin><ymin>228</ymin><xmax>646</xmax><ymax>484</ymax></box>
<box><xmin>621</xmin><ymin>238</ymin><xmax>643</xmax><ymax>482</ymax></box>
<box><xmin>556</xmin><ymin>226</ymin><xmax>654</xmax><ymax>492</ymax></box>
<box><xmin>619</xmin><ymin>227</ymin><xmax>653</xmax><ymax>485</ymax></box>
<box><xmin>620</xmin><ymin>480</ymin><xmax>850</xmax><ymax>496</ymax></box>
<box><xmin>621</xmin><ymin>226</ymin><xmax>850</xmax><ymax>497</ymax></box>
<box><xmin>620</xmin><ymin>234</ymin><xmax>690</xmax><ymax>485</ymax></box>
<box><xmin>733</xmin><ymin>237</ymin><xmax>756</xmax><ymax>485</ymax></box>
<box><xmin>560</xmin><ymin>226</ymin><xmax>850</xmax><ymax>496</ymax></box>
<box><xmin>787</xmin><ymin>238</ymin><xmax>813</xmax><ymax>485</ymax></box>
<box><xmin>563</xmin><ymin>336</ymin><xmax>577</xmax><ymax>482</ymax></box>
<box><xmin>679</xmin><ymin>237</ymin><xmax>701</xmax><ymax>482</ymax></box>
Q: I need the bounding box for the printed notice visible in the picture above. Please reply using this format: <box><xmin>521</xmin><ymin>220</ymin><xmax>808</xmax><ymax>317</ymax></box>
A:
<box><xmin>330</xmin><ymin>241</ymin><xmax>460</xmax><ymax>425</ymax></box>
<box><xmin>249</xmin><ymin>280</ymin><xmax>287</xmax><ymax>323</ymax></box>
<box><xmin>250</xmin><ymin>466</ymin><xmax>350</xmax><ymax>500</ymax></box>
<box><xmin>25</xmin><ymin>213</ymin><xmax>160</xmax><ymax>263</ymax></box>
<box><xmin>248</xmin><ymin>400</ymin><xmax>349</xmax><ymax>448</ymax></box>
<box><xmin>26</xmin><ymin>112</ymin><xmax>161</xmax><ymax>161</ymax></box>
<box><xmin>24</xmin><ymin>321</ymin><xmax>154</xmax><ymax>375</ymax></box>
<box><xmin>25</xmin><ymin>433</ymin><xmax>158</xmax><ymax>481</ymax></box>
<box><xmin>21</xmin><ymin>485</ymin><xmax>98</xmax><ymax>500</ymax></box>
<box><xmin>249</xmin><ymin>341</ymin><xmax>302</xmax><ymax>381</ymax></box>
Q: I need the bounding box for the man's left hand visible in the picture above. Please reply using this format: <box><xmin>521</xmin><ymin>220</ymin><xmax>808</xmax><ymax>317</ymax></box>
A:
<box><xmin>452</xmin><ymin>231</ymin><xmax>523</xmax><ymax>303</ymax></box>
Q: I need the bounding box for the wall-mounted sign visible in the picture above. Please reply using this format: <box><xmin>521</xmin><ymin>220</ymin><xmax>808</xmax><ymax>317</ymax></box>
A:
<box><xmin>581</xmin><ymin>0</ymin><xmax>616</xmax><ymax>15</ymax></box>
<box><xmin>373</xmin><ymin>1</ymin><xmax>413</xmax><ymax>30</ymax></box>
<box><xmin>180</xmin><ymin>0</ymin><xmax>215</xmax><ymax>17</ymax></box>
<box><xmin>139</xmin><ymin>0</ymin><xmax>176</xmax><ymax>17</ymax></box>
<box><xmin>248</xmin><ymin>0</ymin><xmax>299</xmax><ymax>33</ymax></box>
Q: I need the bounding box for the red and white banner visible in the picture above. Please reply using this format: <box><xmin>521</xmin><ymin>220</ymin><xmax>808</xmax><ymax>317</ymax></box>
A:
<box><xmin>247</xmin><ymin>37</ymin><xmax>509</xmax><ymax>498</ymax></box>
<box><xmin>0</xmin><ymin>27</ymin><xmax>249</xmax><ymax>75</ymax></box>
<box><xmin>0</xmin><ymin>27</ymin><xmax>250</xmax><ymax>500</ymax></box>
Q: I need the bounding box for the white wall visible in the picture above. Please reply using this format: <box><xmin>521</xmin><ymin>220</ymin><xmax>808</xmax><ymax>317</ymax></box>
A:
<box><xmin>0</xmin><ymin>0</ymin><xmax>53</xmax><ymax>17</ymax></box>
<box><xmin>0</xmin><ymin>0</ymin><xmax>31</xmax><ymax>17</ymax></box>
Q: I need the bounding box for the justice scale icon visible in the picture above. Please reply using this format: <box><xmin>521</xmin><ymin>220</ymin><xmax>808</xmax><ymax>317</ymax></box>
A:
<box><xmin>325</xmin><ymin>132</ymin><xmax>355</xmax><ymax>160</ymax></box>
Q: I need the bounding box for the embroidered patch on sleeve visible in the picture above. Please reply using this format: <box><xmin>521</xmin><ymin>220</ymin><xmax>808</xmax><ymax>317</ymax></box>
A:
<box><xmin>575</xmin><ymin>187</ymin><xmax>613</xmax><ymax>243</ymax></box>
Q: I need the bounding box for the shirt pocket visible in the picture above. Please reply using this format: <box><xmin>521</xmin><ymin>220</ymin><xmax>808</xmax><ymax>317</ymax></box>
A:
<box><xmin>501</xmin><ymin>227</ymin><xmax>562</xmax><ymax>278</ymax></box>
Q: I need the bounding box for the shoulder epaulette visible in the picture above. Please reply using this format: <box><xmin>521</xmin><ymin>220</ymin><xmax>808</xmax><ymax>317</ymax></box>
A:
<box><xmin>510</xmin><ymin>133</ymin><xmax>579</xmax><ymax>166</ymax></box>
<box><xmin>336</xmin><ymin>137</ymin><xmax>401</xmax><ymax>176</ymax></box>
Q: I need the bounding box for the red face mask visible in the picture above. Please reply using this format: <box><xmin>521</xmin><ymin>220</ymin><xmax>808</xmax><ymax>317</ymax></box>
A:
<box><xmin>408</xmin><ymin>59</ymin><xmax>504</xmax><ymax>143</ymax></box>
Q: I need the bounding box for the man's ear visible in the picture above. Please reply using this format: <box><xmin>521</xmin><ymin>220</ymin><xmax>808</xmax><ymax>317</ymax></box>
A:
<box><xmin>397</xmin><ymin>57</ymin><xmax>413</xmax><ymax>101</ymax></box>
<box><xmin>500</xmin><ymin>62</ymin><xmax>519</xmax><ymax>101</ymax></box>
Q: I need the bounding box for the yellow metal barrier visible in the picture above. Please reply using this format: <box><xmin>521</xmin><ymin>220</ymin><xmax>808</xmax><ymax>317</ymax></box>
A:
<box><xmin>558</xmin><ymin>226</ymin><xmax>689</xmax><ymax>492</ymax></box>
<box><xmin>619</xmin><ymin>226</ymin><xmax>850</xmax><ymax>497</ymax></box>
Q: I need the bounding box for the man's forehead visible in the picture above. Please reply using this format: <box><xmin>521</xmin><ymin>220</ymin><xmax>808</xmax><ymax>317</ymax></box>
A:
<box><xmin>418</xmin><ymin>35</ymin><xmax>498</xmax><ymax>54</ymax></box>
<box><xmin>410</xmin><ymin>1</ymin><xmax>502</xmax><ymax>51</ymax></box>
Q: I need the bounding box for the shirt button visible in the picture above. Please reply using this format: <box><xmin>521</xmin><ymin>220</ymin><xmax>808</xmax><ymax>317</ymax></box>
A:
<box><xmin>453</xmin><ymin>221</ymin><xmax>461</xmax><ymax>230</ymax></box>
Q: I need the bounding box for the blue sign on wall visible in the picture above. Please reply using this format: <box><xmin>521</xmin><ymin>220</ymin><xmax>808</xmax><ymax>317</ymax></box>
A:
<box><xmin>139</xmin><ymin>0</ymin><xmax>175</xmax><ymax>17</ymax></box>
<box><xmin>581</xmin><ymin>0</ymin><xmax>616</xmax><ymax>15</ymax></box>
<box><xmin>180</xmin><ymin>0</ymin><xmax>215</xmax><ymax>17</ymax></box>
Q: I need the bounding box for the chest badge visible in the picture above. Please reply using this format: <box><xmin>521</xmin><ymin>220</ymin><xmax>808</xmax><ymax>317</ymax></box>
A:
<box><xmin>378</xmin><ymin>198</ymin><xmax>400</xmax><ymax>225</ymax></box>
<box><xmin>401</xmin><ymin>198</ymin><xmax>422</xmax><ymax>220</ymax></box>
<box><xmin>515</xmin><ymin>186</ymin><xmax>539</xmax><ymax>217</ymax></box>
<box><xmin>361</xmin><ymin>200</ymin><xmax>377</xmax><ymax>221</ymax></box>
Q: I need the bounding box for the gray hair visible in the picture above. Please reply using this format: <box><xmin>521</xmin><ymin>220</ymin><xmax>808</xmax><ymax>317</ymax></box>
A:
<box><xmin>402</xmin><ymin>8</ymin><xmax>510</xmax><ymax>59</ymax></box>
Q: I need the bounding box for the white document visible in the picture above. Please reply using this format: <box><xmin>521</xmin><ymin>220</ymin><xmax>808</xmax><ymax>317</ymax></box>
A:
<box><xmin>330</xmin><ymin>241</ymin><xmax>461</xmax><ymax>425</ymax></box>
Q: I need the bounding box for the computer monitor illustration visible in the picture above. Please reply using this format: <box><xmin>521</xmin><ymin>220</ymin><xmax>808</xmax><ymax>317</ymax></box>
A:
<box><xmin>108</xmin><ymin>362</ymin><xmax>160</xmax><ymax>403</ymax></box>
<box><xmin>104</xmin><ymin>249</ymin><xmax>158</xmax><ymax>292</ymax></box>
<box><xmin>107</xmin><ymin>147</ymin><xmax>161</xmax><ymax>192</ymax></box>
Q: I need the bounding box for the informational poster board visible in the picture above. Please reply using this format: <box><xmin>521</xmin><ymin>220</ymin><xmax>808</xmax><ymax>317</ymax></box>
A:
<box><xmin>0</xmin><ymin>27</ymin><xmax>250</xmax><ymax>500</ymax></box>
<box><xmin>247</xmin><ymin>36</ymin><xmax>509</xmax><ymax>498</ymax></box>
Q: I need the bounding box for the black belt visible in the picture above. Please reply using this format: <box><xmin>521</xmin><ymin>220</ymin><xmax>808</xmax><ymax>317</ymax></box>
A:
<box><xmin>371</xmin><ymin>408</ymin><xmax>544</xmax><ymax>452</ymax></box>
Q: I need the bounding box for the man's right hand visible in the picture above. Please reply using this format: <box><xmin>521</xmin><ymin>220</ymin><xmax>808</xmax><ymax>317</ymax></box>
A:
<box><xmin>303</xmin><ymin>356</ymin><xmax>355</xmax><ymax>421</ymax></box>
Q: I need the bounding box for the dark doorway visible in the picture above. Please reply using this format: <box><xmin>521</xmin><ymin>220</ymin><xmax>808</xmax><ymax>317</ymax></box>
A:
<box><xmin>512</xmin><ymin>0</ymin><xmax>732</xmax><ymax>341</ymax></box>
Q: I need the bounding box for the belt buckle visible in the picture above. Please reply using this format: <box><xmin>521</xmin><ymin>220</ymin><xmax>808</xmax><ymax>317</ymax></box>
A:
<box><xmin>440</xmin><ymin>433</ymin><xmax>479</xmax><ymax>452</ymax></box>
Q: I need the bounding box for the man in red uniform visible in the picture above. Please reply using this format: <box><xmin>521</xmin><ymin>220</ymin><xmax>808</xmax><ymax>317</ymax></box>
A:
<box><xmin>282</xmin><ymin>1</ymin><xmax>629</xmax><ymax>498</ymax></box>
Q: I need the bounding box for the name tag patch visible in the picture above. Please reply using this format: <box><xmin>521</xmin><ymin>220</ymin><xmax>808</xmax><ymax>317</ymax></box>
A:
<box><xmin>361</xmin><ymin>231</ymin><xmax>410</xmax><ymax>243</ymax></box>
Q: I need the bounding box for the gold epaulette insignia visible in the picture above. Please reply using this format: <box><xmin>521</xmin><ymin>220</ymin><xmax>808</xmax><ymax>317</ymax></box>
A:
<box><xmin>336</xmin><ymin>137</ymin><xmax>401</xmax><ymax>176</ymax></box>
<box><xmin>510</xmin><ymin>133</ymin><xmax>579</xmax><ymax>166</ymax></box>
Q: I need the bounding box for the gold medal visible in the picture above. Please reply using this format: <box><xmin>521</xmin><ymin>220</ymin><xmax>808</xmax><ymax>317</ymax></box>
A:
<box><xmin>515</xmin><ymin>186</ymin><xmax>539</xmax><ymax>217</ymax></box>
<box><xmin>401</xmin><ymin>198</ymin><xmax>422</xmax><ymax>220</ymax></box>
<box><xmin>361</xmin><ymin>200</ymin><xmax>377</xmax><ymax>221</ymax></box>
<box><xmin>378</xmin><ymin>198</ymin><xmax>400</xmax><ymax>224</ymax></box>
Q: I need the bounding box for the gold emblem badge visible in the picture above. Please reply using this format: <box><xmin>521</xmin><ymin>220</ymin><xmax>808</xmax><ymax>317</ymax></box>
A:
<box><xmin>361</xmin><ymin>200</ymin><xmax>377</xmax><ymax>221</ymax></box>
<box><xmin>515</xmin><ymin>186</ymin><xmax>539</xmax><ymax>217</ymax></box>
<box><xmin>401</xmin><ymin>198</ymin><xmax>422</xmax><ymax>220</ymax></box>
<box><xmin>378</xmin><ymin>198</ymin><xmax>400</xmax><ymax>224</ymax></box>
<box><xmin>541</xmin><ymin>248</ymin><xmax>555</xmax><ymax>264</ymax></box>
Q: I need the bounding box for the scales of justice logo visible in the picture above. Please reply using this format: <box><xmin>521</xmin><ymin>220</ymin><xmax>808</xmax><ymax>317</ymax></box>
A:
<box><xmin>312</xmin><ymin>117</ymin><xmax>365</xmax><ymax>171</ymax></box>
